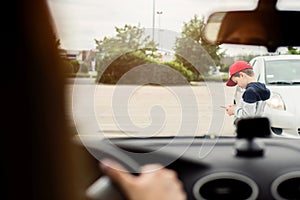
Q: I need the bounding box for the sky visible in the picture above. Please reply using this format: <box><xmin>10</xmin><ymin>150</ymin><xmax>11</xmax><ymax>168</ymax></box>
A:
<box><xmin>47</xmin><ymin>0</ymin><xmax>295</xmax><ymax>55</ymax></box>
<box><xmin>48</xmin><ymin>0</ymin><xmax>216</xmax><ymax>50</ymax></box>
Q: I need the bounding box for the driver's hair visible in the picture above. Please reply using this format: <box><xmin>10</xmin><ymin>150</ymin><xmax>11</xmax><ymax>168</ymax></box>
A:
<box><xmin>12</xmin><ymin>1</ymin><xmax>100</xmax><ymax>200</ymax></box>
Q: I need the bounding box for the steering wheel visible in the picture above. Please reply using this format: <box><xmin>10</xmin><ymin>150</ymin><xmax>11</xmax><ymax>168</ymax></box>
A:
<box><xmin>83</xmin><ymin>139</ymin><xmax>141</xmax><ymax>200</ymax></box>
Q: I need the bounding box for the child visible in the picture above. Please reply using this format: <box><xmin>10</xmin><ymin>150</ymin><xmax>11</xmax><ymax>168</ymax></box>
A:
<box><xmin>225</xmin><ymin>61</ymin><xmax>270</xmax><ymax>123</ymax></box>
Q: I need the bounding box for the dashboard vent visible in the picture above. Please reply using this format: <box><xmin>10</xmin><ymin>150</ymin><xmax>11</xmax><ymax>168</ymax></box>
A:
<box><xmin>193</xmin><ymin>172</ymin><xmax>258</xmax><ymax>200</ymax></box>
<box><xmin>271</xmin><ymin>171</ymin><xmax>300</xmax><ymax>200</ymax></box>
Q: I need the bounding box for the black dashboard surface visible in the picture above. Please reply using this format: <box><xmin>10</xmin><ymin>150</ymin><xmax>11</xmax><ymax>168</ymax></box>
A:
<box><xmin>86</xmin><ymin>136</ymin><xmax>300</xmax><ymax>200</ymax></box>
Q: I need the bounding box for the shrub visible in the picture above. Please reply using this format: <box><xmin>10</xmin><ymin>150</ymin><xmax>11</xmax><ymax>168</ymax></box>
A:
<box><xmin>69</xmin><ymin>59</ymin><xmax>80</xmax><ymax>73</ymax></box>
<box><xmin>97</xmin><ymin>51</ymin><xmax>151</xmax><ymax>84</ymax></box>
<box><xmin>162</xmin><ymin>61</ymin><xmax>195</xmax><ymax>81</ymax></box>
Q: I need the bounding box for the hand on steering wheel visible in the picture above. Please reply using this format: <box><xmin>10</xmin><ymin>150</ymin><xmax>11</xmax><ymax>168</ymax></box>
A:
<box><xmin>84</xmin><ymin>140</ymin><xmax>186</xmax><ymax>200</ymax></box>
<box><xmin>99</xmin><ymin>159</ymin><xmax>187</xmax><ymax>200</ymax></box>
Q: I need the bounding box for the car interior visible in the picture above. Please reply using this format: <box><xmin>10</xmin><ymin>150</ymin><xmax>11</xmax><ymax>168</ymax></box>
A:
<box><xmin>14</xmin><ymin>0</ymin><xmax>300</xmax><ymax>200</ymax></box>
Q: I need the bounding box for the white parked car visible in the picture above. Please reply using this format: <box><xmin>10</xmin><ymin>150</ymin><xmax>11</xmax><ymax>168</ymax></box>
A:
<box><xmin>235</xmin><ymin>55</ymin><xmax>300</xmax><ymax>137</ymax></box>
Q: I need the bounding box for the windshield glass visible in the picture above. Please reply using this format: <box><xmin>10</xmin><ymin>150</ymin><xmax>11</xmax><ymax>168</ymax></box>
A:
<box><xmin>266</xmin><ymin>59</ymin><xmax>300</xmax><ymax>84</ymax></box>
<box><xmin>48</xmin><ymin>0</ymin><xmax>300</xmax><ymax>139</ymax></box>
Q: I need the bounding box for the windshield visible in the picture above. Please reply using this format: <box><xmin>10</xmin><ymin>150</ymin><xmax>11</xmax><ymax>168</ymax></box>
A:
<box><xmin>266</xmin><ymin>59</ymin><xmax>300</xmax><ymax>84</ymax></box>
<box><xmin>48</xmin><ymin>0</ymin><xmax>300</xmax><ymax>139</ymax></box>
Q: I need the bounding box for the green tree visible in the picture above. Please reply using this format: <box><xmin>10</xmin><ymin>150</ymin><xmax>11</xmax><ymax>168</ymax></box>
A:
<box><xmin>287</xmin><ymin>46</ymin><xmax>300</xmax><ymax>55</ymax></box>
<box><xmin>95</xmin><ymin>24</ymin><xmax>158</xmax><ymax>83</ymax></box>
<box><xmin>174</xmin><ymin>15</ymin><xmax>225</xmax><ymax>79</ymax></box>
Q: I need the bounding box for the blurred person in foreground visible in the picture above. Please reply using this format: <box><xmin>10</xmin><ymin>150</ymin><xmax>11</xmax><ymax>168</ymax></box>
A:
<box><xmin>11</xmin><ymin>0</ymin><xmax>186</xmax><ymax>200</ymax></box>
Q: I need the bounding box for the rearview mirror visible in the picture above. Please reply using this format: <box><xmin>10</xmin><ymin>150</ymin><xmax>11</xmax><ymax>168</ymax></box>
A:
<box><xmin>202</xmin><ymin>0</ymin><xmax>300</xmax><ymax>52</ymax></box>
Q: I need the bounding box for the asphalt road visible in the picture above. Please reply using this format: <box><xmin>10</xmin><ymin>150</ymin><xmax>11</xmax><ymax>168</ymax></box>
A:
<box><xmin>66</xmin><ymin>78</ymin><xmax>236</xmax><ymax>138</ymax></box>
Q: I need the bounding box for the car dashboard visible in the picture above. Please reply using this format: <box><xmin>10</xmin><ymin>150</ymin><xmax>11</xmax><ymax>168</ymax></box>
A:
<box><xmin>82</xmin><ymin>136</ymin><xmax>300</xmax><ymax>200</ymax></box>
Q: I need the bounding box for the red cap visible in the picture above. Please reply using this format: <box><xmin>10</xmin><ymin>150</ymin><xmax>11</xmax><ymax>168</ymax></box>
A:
<box><xmin>226</xmin><ymin>61</ymin><xmax>253</xmax><ymax>86</ymax></box>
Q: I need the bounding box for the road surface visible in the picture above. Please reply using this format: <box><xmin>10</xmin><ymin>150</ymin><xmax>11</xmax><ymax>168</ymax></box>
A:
<box><xmin>66</xmin><ymin>79</ymin><xmax>236</xmax><ymax>139</ymax></box>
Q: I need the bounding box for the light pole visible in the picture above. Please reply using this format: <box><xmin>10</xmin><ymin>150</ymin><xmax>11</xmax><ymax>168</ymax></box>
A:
<box><xmin>157</xmin><ymin>11</ymin><xmax>163</xmax><ymax>30</ymax></box>
<box><xmin>152</xmin><ymin>0</ymin><xmax>156</xmax><ymax>41</ymax></box>
<box><xmin>156</xmin><ymin>11</ymin><xmax>163</xmax><ymax>46</ymax></box>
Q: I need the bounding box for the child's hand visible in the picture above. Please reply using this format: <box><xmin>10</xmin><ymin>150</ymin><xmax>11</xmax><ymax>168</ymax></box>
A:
<box><xmin>226</xmin><ymin>104</ymin><xmax>236</xmax><ymax>116</ymax></box>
